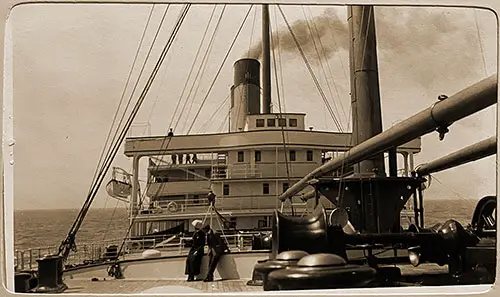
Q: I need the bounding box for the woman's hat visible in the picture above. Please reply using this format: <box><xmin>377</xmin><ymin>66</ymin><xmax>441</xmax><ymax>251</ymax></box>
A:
<box><xmin>191</xmin><ymin>219</ymin><xmax>203</xmax><ymax>229</ymax></box>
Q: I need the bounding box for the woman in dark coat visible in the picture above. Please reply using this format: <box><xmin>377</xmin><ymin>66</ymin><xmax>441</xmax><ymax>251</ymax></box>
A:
<box><xmin>185</xmin><ymin>220</ymin><xmax>206</xmax><ymax>281</ymax></box>
<box><xmin>202</xmin><ymin>224</ymin><xmax>230</xmax><ymax>282</ymax></box>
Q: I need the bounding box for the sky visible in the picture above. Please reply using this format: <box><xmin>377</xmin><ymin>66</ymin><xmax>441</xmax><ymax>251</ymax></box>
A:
<box><xmin>9</xmin><ymin>3</ymin><xmax>498</xmax><ymax>210</ymax></box>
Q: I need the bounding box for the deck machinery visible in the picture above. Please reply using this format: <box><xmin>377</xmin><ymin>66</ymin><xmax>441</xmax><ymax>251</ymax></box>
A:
<box><xmin>251</xmin><ymin>5</ymin><xmax>497</xmax><ymax>291</ymax></box>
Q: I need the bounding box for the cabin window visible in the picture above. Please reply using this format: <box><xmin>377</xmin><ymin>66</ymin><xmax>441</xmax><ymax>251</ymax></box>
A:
<box><xmin>278</xmin><ymin>118</ymin><xmax>287</xmax><ymax>127</ymax></box>
<box><xmin>307</xmin><ymin>150</ymin><xmax>313</xmax><ymax>161</ymax></box>
<box><xmin>263</xmin><ymin>183</ymin><xmax>270</xmax><ymax>194</ymax></box>
<box><xmin>205</xmin><ymin>169</ymin><xmax>211</xmax><ymax>178</ymax></box>
<box><xmin>258</xmin><ymin>220</ymin><xmax>267</xmax><ymax>228</ymax></box>
<box><xmin>267</xmin><ymin>118</ymin><xmax>276</xmax><ymax>127</ymax></box>
<box><xmin>223</xmin><ymin>184</ymin><xmax>230</xmax><ymax>195</ymax></box>
<box><xmin>283</xmin><ymin>183</ymin><xmax>289</xmax><ymax>192</ymax></box>
<box><xmin>289</xmin><ymin>118</ymin><xmax>298</xmax><ymax>127</ymax></box>
<box><xmin>256</xmin><ymin>119</ymin><xmax>265</xmax><ymax>127</ymax></box>
<box><xmin>289</xmin><ymin>150</ymin><xmax>296</xmax><ymax>161</ymax></box>
<box><xmin>255</xmin><ymin>151</ymin><xmax>262</xmax><ymax>162</ymax></box>
<box><xmin>237</xmin><ymin>151</ymin><xmax>244</xmax><ymax>162</ymax></box>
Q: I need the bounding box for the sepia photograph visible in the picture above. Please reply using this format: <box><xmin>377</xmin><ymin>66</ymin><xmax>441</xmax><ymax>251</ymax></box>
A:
<box><xmin>8</xmin><ymin>2</ymin><xmax>498</xmax><ymax>294</ymax></box>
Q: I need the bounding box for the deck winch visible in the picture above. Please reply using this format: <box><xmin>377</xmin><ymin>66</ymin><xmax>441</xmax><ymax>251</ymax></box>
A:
<box><xmin>249</xmin><ymin>198</ymin><xmax>495</xmax><ymax>290</ymax></box>
<box><xmin>265</xmin><ymin>253</ymin><xmax>377</xmax><ymax>291</ymax></box>
<box><xmin>247</xmin><ymin>250</ymin><xmax>309</xmax><ymax>286</ymax></box>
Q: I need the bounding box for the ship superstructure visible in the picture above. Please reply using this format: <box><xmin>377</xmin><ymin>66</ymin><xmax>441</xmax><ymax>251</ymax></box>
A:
<box><xmin>10</xmin><ymin>4</ymin><xmax>497</xmax><ymax>294</ymax></box>
<box><xmin>123</xmin><ymin>58</ymin><xmax>421</xmax><ymax>237</ymax></box>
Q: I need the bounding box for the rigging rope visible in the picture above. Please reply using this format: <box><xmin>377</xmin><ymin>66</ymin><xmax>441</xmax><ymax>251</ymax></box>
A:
<box><xmin>273</xmin><ymin>7</ymin><xmax>287</xmax><ymax>113</ymax></box>
<box><xmin>85</xmin><ymin>4</ymin><xmax>173</xmax><ymax>225</ymax></box>
<box><xmin>109</xmin><ymin>3</ymin><xmax>193</xmax><ymax>264</ymax></box>
<box><xmin>102</xmin><ymin>199</ymin><xmax>122</xmax><ymax>241</ymax></box>
<box><xmin>277</xmin><ymin>5</ymin><xmax>343</xmax><ymax>132</ymax></box>
<box><xmin>183</xmin><ymin>5</ymin><xmax>248</xmax><ymax>133</ymax></box>
<box><xmin>197</xmin><ymin>94</ymin><xmax>230</xmax><ymax>133</ymax></box>
<box><xmin>305</xmin><ymin>6</ymin><xmax>348</xmax><ymax>128</ymax></box>
<box><xmin>270</xmin><ymin>11</ymin><xmax>293</xmax><ymax>216</ymax></box>
<box><xmin>106</xmin><ymin>5</ymin><xmax>264</xmax><ymax>265</ymax></box>
<box><xmin>216</xmin><ymin>112</ymin><xmax>230</xmax><ymax>133</ymax></box>
<box><xmin>177</xmin><ymin>6</ymin><xmax>227</xmax><ymax>133</ymax></box>
<box><xmin>473</xmin><ymin>9</ymin><xmax>488</xmax><ymax>77</ymax></box>
<box><xmin>186</xmin><ymin>5</ymin><xmax>254</xmax><ymax>134</ymax></box>
<box><xmin>301</xmin><ymin>6</ymin><xmax>343</xmax><ymax>130</ymax></box>
<box><xmin>168</xmin><ymin>5</ymin><xmax>219</xmax><ymax>131</ymax></box>
<box><xmin>429</xmin><ymin>174</ymin><xmax>477</xmax><ymax>208</ymax></box>
<box><xmin>134</xmin><ymin>5</ymin><xmax>227</xmax><ymax>228</ymax></box>
<box><xmin>59</xmin><ymin>4</ymin><xmax>164</xmax><ymax>259</ymax></box>
<box><xmin>89</xmin><ymin>5</ymin><xmax>156</xmax><ymax>242</ymax></box>
<box><xmin>90</xmin><ymin>5</ymin><xmax>156</xmax><ymax>191</ymax></box>
<box><xmin>58</xmin><ymin>4</ymin><xmax>191</xmax><ymax>261</ymax></box>
<box><xmin>146</xmin><ymin>54</ymin><xmax>174</xmax><ymax>123</ymax></box>
<box><xmin>101</xmin><ymin>4</ymin><xmax>171</xmax><ymax>161</ymax></box>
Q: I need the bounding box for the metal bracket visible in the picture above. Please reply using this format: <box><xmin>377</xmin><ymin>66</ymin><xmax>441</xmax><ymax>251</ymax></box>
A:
<box><xmin>431</xmin><ymin>95</ymin><xmax>451</xmax><ymax>141</ymax></box>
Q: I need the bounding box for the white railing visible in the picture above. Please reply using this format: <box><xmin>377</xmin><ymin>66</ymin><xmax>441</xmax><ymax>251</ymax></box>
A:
<box><xmin>14</xmin><ymin>237</ymin><xmax>129</xmax><ymax>271</ymax></box>
<box><xmin>226</xmin><ymin>164</ymin><xmax>262</xmax><ymax>179</ymax></box>
<box><xmin>141</xmin><ymin>196</ymin><xmax>314</xmax><ymax>216</ymax></box>
<box><xmin>14</xmin><ymin>233</ymin><xmax>267</xmax><ymax>272</ymax></box>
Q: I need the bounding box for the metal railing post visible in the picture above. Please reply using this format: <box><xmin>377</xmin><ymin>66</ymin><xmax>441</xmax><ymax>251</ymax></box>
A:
<box><xmin>29</xmin><ymin>249</ymin><xmax>33</xmax><ymax>270</ymax></box>
<box><xmin>20</xmin><ymin>250</ymin><xmax>25</xmax><ymax>270</ymax></box>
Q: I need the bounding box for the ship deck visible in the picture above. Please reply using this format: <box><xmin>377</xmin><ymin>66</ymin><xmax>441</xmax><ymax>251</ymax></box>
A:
<box><xmin>62</xmin><ymin>263</ymin><xmax>449</xmax><ymax>294</ymax></box>
<box><xmin>64</xmin><ymin>278</ymin><xmax>261</xmax><ymax>294</ymax></box>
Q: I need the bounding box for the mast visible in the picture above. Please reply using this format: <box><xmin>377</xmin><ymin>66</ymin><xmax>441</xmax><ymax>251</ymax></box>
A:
<box><xmin>279</xmin><ymin>74</ymin><xmax>497</xmax><ymax>201</ymax></box>
<box><xmin>277</xmin><ymin>5</ymin><xmax>497</xmax><ymax>233</ymax></box>
<box><xmin>348</xmin><ymin>6</ymin><xmax>385</xmax><ymax>177</ymax></box>
<box><xmin>262</xmin><ymin>4</ymin><xmax>272</xmax><ymax>113</ymax></box>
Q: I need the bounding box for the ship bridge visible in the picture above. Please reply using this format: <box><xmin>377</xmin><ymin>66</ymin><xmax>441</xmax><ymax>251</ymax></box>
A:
<box><xmin>124</xmin><ymin>130</ymin><xmax>420</xmax><ymax>156</ymax></box>
<box><xmin>124</xmin><ymin>130</ymin><xmax>420</xmax><ymax>236</ymax></box>
<box><xmin>121</xmin><ymin>56</ymin><xmax>422</xmax><ymax>236</ymax></box>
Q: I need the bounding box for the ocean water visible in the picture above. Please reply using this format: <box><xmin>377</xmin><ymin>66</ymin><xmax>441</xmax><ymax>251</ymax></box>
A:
<box><xmin>13</xmin><ymin>199</ymin><xmax>477</xmax><ymax>252</ymax></box>
<box><xmin>14</xmin><ymin>207</ymin><xmax>129</xmax><ymax>251</ymax></box>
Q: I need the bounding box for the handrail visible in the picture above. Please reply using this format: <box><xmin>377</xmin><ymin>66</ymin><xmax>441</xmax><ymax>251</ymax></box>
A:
<box><xmin>14</xmin><ymin>233</ymin><xmax>265</xmax><ymax>272</ymax></box>
<box><xmin>142</xmin><ymin>196</ymin><xmax>311</xmax><ymax>214</ymax></box>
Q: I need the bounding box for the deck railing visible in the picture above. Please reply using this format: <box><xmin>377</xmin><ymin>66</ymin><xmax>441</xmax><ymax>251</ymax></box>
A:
<box><xmin>14</xmin><ymin>232</ymin><xmax>267</xmax><ymax>272</ymax></box>
<box><xmin>14</xmin><ymin>237</ymin><xmax>134</xmax><ymax>271</ymax></box>
<box><xmin>141</xmin><ymin>196</ymin><xmax>316</xmax><ymax>216</ymax></box>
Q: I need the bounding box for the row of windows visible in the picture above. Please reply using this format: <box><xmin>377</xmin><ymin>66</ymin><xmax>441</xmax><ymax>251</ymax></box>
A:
<box><xmin>237</xmin><ymin>150</ymin><xmax>314</xmax><ymax>162</ymax></box>
<box><xmin>222</xmin><ymin>183</ymin><xmax>290</xmax><ymax>195</ymax></box>
<box><xmin>255</xmin><ymin>118</ymin><xmax>298</xmax><ymax>128</ymax></box>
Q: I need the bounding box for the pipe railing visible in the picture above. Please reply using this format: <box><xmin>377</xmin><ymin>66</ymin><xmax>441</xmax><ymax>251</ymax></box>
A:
<box><xmin>279</xmin><ymin>75</ymin><xmax>497</xmax><ymax>201</ymax></box>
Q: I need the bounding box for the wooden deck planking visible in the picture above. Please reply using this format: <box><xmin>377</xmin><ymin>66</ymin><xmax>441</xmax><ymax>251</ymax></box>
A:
<box><xmin>63</xmin><ymin>263</ymin><xmax>450</xmax><ymax>293</ymax></box>
<box><xmin>64</xmin><ymin>279</ymin><xmax>263</xmax><ymax>294</ymax></box>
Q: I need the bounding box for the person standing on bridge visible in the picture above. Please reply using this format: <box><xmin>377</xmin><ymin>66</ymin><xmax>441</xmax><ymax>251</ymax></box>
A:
<box><xmin>207</xmin><ymin>190</ymin><xmax>216</xmax><ymax>206</ymax></box>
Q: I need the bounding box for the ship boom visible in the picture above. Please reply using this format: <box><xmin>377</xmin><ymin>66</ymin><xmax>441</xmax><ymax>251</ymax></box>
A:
<box><xmin>415</xmin><ymin>136</ymin><xmax>497</xmax><ymax>176</ymax></box>
<box><xmin>279</xmin><ymin>74</ymin><xmax>498</xmax><ymax>201</ymax></box>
